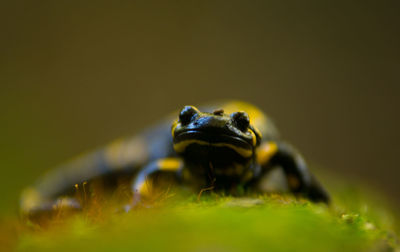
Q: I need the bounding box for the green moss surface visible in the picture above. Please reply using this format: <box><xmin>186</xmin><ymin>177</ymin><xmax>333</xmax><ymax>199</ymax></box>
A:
<box><xmin>7</xmin><ymin>189</ymin><xmax>397</xmax><ymax>252</ymax></box>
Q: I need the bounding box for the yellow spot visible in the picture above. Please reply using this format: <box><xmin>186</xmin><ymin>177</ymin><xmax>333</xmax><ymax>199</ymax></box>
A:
<box><xmin>137</xmin><ymin>180</ymin><xmax>152</xmax><ymax>196</ymax></box>
<box><xmin>105</xmin><ymin>137</ymin><xmax>148</xmax><ymax>169</ymax></box>
<box><xmin>20</xmin><ymin>188</ymin><xmax>42</xmax><ymax>213</ymax></box>
<box><xmin>158</xmin><ymin>158</ymin><xmax>182</xmax><ymax>171</ymax></box>
<box><xmin>256</xmin><ymin>141</ymin><xmax>278</xmax><ymax>165</ymax></box>
<box><xmin>104</xmin><ymin>138</ymin><xmax>124</xmax><ymax>167</ymax></box>
<box><xmin>221</xmin><ymin>101</ymin><xmax>267</xmax><ymax>134</ymax></box>
<box><xmin>173</xmin><ymin>139</ymin><xmax>253</xmax><ymax>158</ymax></box>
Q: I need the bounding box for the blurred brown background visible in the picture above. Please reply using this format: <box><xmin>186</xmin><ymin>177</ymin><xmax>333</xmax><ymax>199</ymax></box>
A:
<box><xmin>1</xmin><ymin>1</ymin><xmax>399</xmax><ymax>213</ymax></box>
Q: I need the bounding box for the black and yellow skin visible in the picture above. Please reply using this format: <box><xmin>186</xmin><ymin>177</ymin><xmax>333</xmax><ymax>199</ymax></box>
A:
<box><xmin>20</xmin><ymin>101</ymin><xmax>330</xmax><ymax>218</ymax></box>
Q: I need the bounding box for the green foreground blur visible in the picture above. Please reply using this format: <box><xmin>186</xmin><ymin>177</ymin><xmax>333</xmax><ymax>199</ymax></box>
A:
<box><xmin>11</xmin><ymin>189</ymin><xmax>399</xmax><ymax>252</ymax></box>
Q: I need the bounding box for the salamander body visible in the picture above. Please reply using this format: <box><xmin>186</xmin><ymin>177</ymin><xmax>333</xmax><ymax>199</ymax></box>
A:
<box><xmin>21</xmin><ymin>100</ymin><xmax>330</xmax><ymax>218</ymax></box>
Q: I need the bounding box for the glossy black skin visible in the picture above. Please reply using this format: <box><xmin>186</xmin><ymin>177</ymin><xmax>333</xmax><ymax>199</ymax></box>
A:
<box><xmin>20</xmin><ymin>101</ymin><xmax>330</xmax><ymax>219</ymax></box>
<box><xmin>172</xmin><ymin>107</ymin><xmax>257</xmax><ymax>188</ymax></box>
<box><xmin>174</xmin><ymin>106</ymin><xmax>257</xmax><ymax>148</ymax></box>
<box><xmin>169</xmin><ymin>105</ymin><xmax>329</xmax><ymax>201</ymax></box>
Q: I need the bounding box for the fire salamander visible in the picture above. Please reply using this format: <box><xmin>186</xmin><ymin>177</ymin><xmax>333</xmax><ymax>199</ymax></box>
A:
<box><xmin>21</xmin><ymin>100</ymin><xmax>330</xmax><ymax>218</ymax></box>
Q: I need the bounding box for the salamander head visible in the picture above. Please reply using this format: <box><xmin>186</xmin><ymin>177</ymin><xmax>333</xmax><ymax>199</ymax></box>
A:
<box><xmin>171</xmin><ymin>105</ymin><xmax>262</xmax><ymax>161</ymax></box>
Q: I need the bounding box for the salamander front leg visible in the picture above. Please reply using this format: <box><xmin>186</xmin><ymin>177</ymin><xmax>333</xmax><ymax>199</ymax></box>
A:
<box><xmin>257</xmin><ymin>141</ymin><xmax>330</xmax><ymax>204</ymax></box>
<box><xmin>125</xmin><ymin>158</ymin><xmax>183</xmax><ymax>211</ymax></box>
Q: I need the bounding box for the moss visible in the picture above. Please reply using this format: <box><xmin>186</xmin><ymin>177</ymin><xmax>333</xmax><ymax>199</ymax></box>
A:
<box><xmin>13</xmin><ymin>191</ymin><xmax>399</xmax><ymax>252</ymax></box>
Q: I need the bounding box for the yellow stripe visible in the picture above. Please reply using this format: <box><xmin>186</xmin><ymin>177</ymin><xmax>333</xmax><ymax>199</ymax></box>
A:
<box><xmin>158</xmin><ymin>158</ymin><xmax>182</xmax><ymax>171</ymax></box>
<box><xmin>252</xmin><ymin>126</ymin><xmax>262</xmax><ymax>139</ymax></box>
<box><xmin>256</xmin><ymin>141</ymin><xmax>278</xmax><ymax>165</ymax></box>
<box><xmin>249</xmin><ymin>129</ymin><xmax>257</xmax><ymax>146</ymax></box>
<box><xmin>173</xmin><ymin>139</ymin><xmax>253</xmax><ymax>158</ymax></box>
<box><xmin>171</xmin><ymin>120</ymin><xmax>178</xmax><ymax>138</ymax></box>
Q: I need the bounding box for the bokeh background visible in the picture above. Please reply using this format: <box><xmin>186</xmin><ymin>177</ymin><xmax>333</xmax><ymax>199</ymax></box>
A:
<box><xmin>1</xmin><ymin>1</ymin><xmax>399</xmax><ymax>214</ymax></box>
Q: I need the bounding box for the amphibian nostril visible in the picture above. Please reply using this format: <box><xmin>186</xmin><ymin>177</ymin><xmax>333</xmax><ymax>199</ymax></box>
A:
<box><xmin>179</xmin><ymin>106</ymin><xmax>199</xmax><ymax>125</ymax></box>
<box><xmin>231</xmin><ymin>111</ymin><xmax>250</xmax><ymax>131</ymax></box>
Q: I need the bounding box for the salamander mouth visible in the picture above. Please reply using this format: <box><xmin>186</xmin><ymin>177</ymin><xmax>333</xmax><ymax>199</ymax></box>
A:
<box><xmin>174</xmin><ymin>130</ymin><xmax>251</xmax><ymax>147</ymax></box>
<box><xmin>173</xmin><ymin>130</ymin><xmax>253</xmax><ymax>158</ymax></box>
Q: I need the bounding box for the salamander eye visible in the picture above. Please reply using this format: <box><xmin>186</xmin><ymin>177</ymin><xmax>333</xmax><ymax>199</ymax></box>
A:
<box><xmin>179</xmin><ymin>106</ymin><xmax>199</xmax><ymax>125</ymax></box>
<box><xmin>231</xmin><ymin>111</ymin><xmax>250</xmax><ymax>131</ymax></box>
